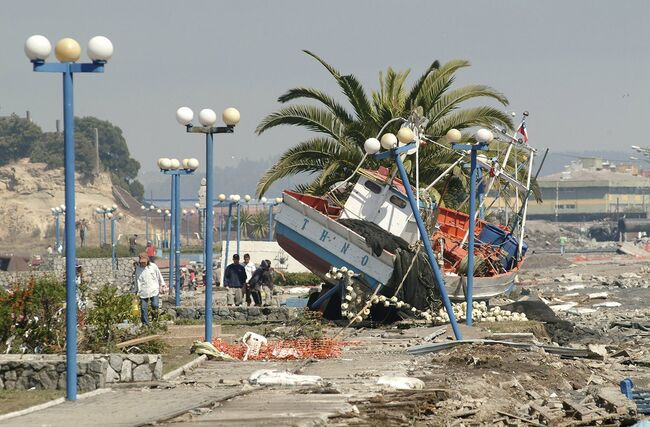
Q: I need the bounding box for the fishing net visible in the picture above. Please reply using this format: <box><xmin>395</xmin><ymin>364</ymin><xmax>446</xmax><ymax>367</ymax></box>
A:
<box><xmin>337</xmin><ymin>218</ymin><xmax>442</xmax><ymax>312</ymax></box>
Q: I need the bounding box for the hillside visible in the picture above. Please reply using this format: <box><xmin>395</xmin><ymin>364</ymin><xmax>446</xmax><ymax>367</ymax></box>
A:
<box><xmin>0</xmin><ymin>159</ymin><xmax>145</xmax><ymax>253</ymax></box>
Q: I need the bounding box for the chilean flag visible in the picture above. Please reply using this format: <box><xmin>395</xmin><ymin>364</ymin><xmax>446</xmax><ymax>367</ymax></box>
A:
<box><xmin>516</xmin><ymin>121</ymin><xmax>528</xmax><ymax>143</ymax></box>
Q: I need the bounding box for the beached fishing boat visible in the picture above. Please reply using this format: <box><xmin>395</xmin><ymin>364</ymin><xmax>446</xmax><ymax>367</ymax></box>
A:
<box><xmin>274</xmin><ymin>115</ymin><xmax>539</xmax><ymax>319</ymax></box>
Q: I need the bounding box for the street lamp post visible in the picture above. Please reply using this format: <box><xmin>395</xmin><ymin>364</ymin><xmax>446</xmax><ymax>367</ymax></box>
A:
<box><xmin>236</xmin><ymin>195</ymin><xmax>251</xmax><ymax>255</ymax></box>
<box><xmin>25</xmin><ymin>34</ymin><xmax>113</xmax><ymax>401</ymax></box>
<box><xmin>51</xmin><ymin>205</ymin><xmax>65</xmax><ymax>252</ymax></box>
<box><xmin>108</xmin><ymin>211</ymin><xmax>123</xmax><ymax>271</ymax></box>
<box><xmin>158</xmin><ymin>157</ymin><xmax>199</xmax><ymax>306</ymax></box>
<box><xmin>224</xmin><ymin>194</ymin><xmax>239</xmax><ymax>276</ymax></box>
<box><xmin>96</xmin><ymin>205</ymin><xmax>117</xmax><ymax>247</ymax></box>
<box><xmin>141</xmin><ymin>204</ymin><xmax>155</xmax><ymax>242</ymax></box>
<box><xmin>365</xmin><ymin>130</ymin><xmax>463</xmax><ymax>340</ymax></box>
<box><xmin>176</xmin><ymin>106</ymin><xmax>240</xmax><ymax>342</ymax></box>
<box><xmin>265</xmin><ymin>197</ymin><xmax>282</xmax><ymax>241</ymax></box>
<box><xmin>449</xmin><ymin>128</ymin><xmax>492</xmax><ymax>326</ymax></box>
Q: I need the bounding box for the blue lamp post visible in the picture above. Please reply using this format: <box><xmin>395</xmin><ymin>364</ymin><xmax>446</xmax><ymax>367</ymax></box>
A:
<box><xmin>183</xmin><ymin>209</ymin><xmax>195</xmax><ymax>246</ymax></box>
<box><xmin>366</xmin><ymin>129</ymin><xmax>463</xmax><ymax>340</ymax></box>
<box><xmin>108</xmin><ymin>211</ymin><xmax>122</xmax><ymax>271</ymax></box>
<box><xmin>25</xmin><ymin>34</ymin><xmax>113</xmax><ymax>401</ymax></box>
<box><xmin>449</xmin><ymin>128</ymin><xmax>492</xmax><ymax>326</ymax></box>
<box><xmin>265</xmin><ymin>197</ymin><xmax>282</xmax><ymax>241</ymax></box>
<box><xmin>176</xmin><ymin>106</ymin><xmax>240</xmax><ymax>343</ymax></box>
<box><xmin>141</xmin><ymin>204</ymin><xmax>155</xmax><ymax>242</ymax></box>
<box><xmin>236</xmin><ymin>195</ymin><xmax>251</xmax><ymax>255</ymax></box>
<box><xmin>224</xmin><ymin>194</ymin><xmax>240</xmax><ymax>277</ymax></box>
<box><xmin>50</xmin><ymin>205</ymin><xmax>65</xmax><ymax>252</ymax></box>
<box><xmin>158</xmin><ymin>157</ymin><xmax>199</xmax><ymax>306</ymax></box>
<box><xmin>96</xmin><ymin>205</ymin><xmax>117</xmax><ymax>246</ymax></box>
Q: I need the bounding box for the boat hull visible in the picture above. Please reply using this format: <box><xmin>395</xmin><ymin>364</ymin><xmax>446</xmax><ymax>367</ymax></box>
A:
<box><xmin>275</xmin><ymin>193</ymin><xmax>521</xmax><ymax>302</ymax></box>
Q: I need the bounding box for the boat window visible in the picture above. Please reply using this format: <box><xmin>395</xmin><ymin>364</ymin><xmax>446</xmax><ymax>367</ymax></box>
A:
<box><xmin>364</xmin><ymin>180</ymin><xmax>382</xmax><ymax>194</ymax></box>
<box><xmin>389</xmin><ymin>195</ymin><xmax>407</xmax><ymax>209</ymax></box>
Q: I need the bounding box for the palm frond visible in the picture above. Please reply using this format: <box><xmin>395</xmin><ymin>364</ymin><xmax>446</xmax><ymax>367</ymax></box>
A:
<box><xmin>277</xmin><ymin>87</ymin><xmax>354</xmax><ymax>124</ymax></box>
<box><xmin>427</xmin><ymin>107</ymin><xmax>515</xmax><ymax>137</ymax></box>
<box><xmin>427</xmin><ymin>84</ymin><xmax>509</xmax><ymax>124</ymax></box>
<box><xmin>255</xmin><ymin>105</ymin><xmax>344</xmax><ymax>139</ymax></box>
<box><xmin>256</xmin><ymin>137</ymin><xmax>358</xmax><ymax>197</ymax></box>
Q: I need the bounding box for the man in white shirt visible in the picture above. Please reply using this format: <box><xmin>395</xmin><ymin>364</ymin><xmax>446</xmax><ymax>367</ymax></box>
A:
<box><xmin>242</xmin><ymin>253</ymin><xmax>256</xmax><ymax>306</ymax></box>
<box><xmin>134</xmin><ymin>252</ymin><xmax>166</xmax><ymax>325</ymax></box>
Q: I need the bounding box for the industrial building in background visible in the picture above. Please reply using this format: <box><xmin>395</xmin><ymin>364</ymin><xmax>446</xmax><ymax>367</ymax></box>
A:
<box><xmin>525</xmin><ymin>158</ymin><xmax>650</xmax><ymax>222</ymax></box>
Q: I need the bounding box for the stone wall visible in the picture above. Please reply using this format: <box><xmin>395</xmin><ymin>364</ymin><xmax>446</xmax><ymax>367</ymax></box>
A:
<box><xmin>171</xmin><ymin>306</ymin><xmax>300</xmax><ymax>323</ymax></box>
<box><xmin>0</xmin><ymin>354</ymin><xmax>162</xmax><ymax>391</ymax></box>
<box><xmin>0</xmin><ymin>256</ymin><xmax>134</xmax><ymax>289</ymax></box>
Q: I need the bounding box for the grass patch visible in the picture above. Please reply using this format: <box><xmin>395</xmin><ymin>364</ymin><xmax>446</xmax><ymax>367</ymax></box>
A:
<box><xmin>0</xmin><ymin>389</ymin><xmax>64</xmax><ymax>415</ymax></box>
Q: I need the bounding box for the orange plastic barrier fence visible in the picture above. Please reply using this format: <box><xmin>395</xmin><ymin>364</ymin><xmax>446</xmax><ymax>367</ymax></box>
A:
<box><xmin>211</xmin><ymin>337</ymin><xmax>357</xmax><ymax>361</ymax></box>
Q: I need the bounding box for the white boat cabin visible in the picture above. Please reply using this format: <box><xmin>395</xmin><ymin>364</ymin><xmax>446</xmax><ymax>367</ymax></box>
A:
<box><xmin>340</xmin><ymin>171</ymin><xmax>419</xmax><ymax>244</ymax></box>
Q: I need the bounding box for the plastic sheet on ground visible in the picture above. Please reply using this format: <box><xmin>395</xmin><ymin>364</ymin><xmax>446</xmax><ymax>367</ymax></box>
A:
<box><xmin>249</xmin><ymin>369</ymin><xmax>323</xmax><ymax>386</ymax></box>
<box><xmin>190</xmin><ymin>340</ymin><xmax>237</xmax><ymax>361</ymax></box>
<box><xmin>377</xmin><ymin>376</ymin><xmax>425</xmax><ymax>390</ymax></box>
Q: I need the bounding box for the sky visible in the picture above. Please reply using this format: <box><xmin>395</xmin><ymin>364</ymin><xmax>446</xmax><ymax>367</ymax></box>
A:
<box><xmin>2</xmin><ymin>0</ymin><xmax>649</xmax><ymax>189</ymax></box>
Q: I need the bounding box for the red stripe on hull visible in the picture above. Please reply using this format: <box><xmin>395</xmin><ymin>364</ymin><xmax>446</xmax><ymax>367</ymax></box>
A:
<box><xmin>277</xmin><ymin>234</ymin><xmax>331</xmax><ymax>278</ymax></box>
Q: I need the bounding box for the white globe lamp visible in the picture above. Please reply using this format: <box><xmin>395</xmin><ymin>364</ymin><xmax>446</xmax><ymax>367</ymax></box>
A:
<box><xmin>223</xmin><ymin>108</ymin><xmax>240</xmax><ymax>126</ymax></box>
<box><xmin>87</xmin><ymin>36</ymin><xmax>113</xmax><ymax>62</ymax></box>
<box><xmin>187</xmin><ymin>158</ymin><xmax>199</xmax><ymax>170</ymax></box>
<box><xmin>198</xmin><ymin>108</ymin><xmax>217</xmax><ymax>126</ymax></box>
<box><xmin>24</xmin><ymin>35</ymin><xmax>52</xmax><ymax>61</ymax></box>
<box><xmin>364</xmin><ymin>138</ymin><xmax>381</xmax><ymax>155</ymax></box>
<box><xmin>176</xmin><ymin>107</ymin><xmax>194</xmax><ymax>126</ymax></box>
<box><xmin>380</xmin><ymin>133</ymin><xmax>398</xmax><ymax>150</ymax></box>
<box><xmin>446</xmin><ymin>129</ymin><xmax>462</xmax><ymax>143</ymax></box>
<box><xmin>397</xmin><ymin>127</ymin><xmax>414</xmax><ymax>144</ymax></box>
<box><xmin>475</xmin><ymin>128</ymin><xmax>493</xmax><ymax>144</ymax></box>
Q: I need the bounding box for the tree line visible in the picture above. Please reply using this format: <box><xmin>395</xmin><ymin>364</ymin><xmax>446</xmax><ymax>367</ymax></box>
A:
<box><xmin>0</xmin><ymin>114</ymin><xmax>144</xmax><ymax>200</ymax></box>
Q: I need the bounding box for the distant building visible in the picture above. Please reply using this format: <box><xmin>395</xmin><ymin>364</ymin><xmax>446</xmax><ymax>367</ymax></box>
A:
<box><xmin>526</xmin><ymin>158</ymin><xmax>650</xmax><ymax>221</ymax></box>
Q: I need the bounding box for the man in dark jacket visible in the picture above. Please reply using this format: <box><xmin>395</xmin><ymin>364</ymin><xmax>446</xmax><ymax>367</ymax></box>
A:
<box><xmin>248</xmin><ymin>260</ymin><xmax>270</xmax><ymax>307</ymax></box>
<box><xmin>223</xmin><ymin>254</ymin><xmax>246</xmax><ymax>306</ymax></box>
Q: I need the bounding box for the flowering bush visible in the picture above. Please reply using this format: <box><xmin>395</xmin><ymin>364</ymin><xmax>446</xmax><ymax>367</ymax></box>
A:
<box><xmin>0</xmin><ymin>276</ymin><xmax>66</xmax><ymax>353</ymax></box>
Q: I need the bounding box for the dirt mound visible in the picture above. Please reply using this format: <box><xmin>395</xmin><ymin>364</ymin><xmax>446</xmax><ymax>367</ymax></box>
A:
<box><xmin>0</xmin><ymin>159</ymin><xmax>145</xmax><ymax>252</ymax></box>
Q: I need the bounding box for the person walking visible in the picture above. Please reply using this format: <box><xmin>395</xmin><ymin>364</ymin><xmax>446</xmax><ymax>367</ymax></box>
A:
<box><xmin>242</xmin><ymin>253</ymin><xmax>256</xmax><ymax>306</ymax></box>
<box><xmin>223</xmin><ymin>254</ymin><xmax>246</xmax><ymax>306</ymax></box>
<box><xmin>79</xmin><ymin>219</ymin><xmax>87</xmax><ymax>247</ymax></box>
<box><xmin>146</xmin><ymin>241</ymin><xmax>156</xmax><ymax>262</ymax></box>
<box><xmin>559</xmin><ymin>235</ymin><xmax>567</xmax><ymax>255</ymax></box>
<box><xmin>134</xmin><ymin>252</ymin><xmax>166</xmax><ymax>325</ymax></box>
<box><xmin>129</xmin><ymin>234</ymin><xmax>138</xmax><ymax>256</ymax></box>
<box><xmin>248</xmin><ymin>262</ymin><xmax>265</xmax><ymax>307</ymax></box>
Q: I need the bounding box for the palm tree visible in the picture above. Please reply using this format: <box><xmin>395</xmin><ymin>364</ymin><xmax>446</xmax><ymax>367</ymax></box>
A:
<box><xmin>256</xmin><ymin>51</ymin><xmax>514</xmax><ymax>201</ymax></box>
<box><xmin>249</xmin><ymin>212</ymin><xmax>270</xmax><ymax>240</ymax></box>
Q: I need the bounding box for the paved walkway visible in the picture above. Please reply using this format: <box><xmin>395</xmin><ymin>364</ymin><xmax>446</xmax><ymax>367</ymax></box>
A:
<box><xmin>1</xmin><ymin>387</ymin><xmax>235</xmax><ymax>427</ymax></box>
<box><xmin>3</xmin><ymin>327</ymin><xmax>433</xmax><ymax>426</ymax></box>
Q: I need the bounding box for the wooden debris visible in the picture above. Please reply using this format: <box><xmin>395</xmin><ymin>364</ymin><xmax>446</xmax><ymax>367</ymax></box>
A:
<box><xmin>116</xmin><ymin>334</ymin><xmax>161</xmax><ymax>349</ymax></box>
<box><xmin>562</xmin><ymin>399</ymin><xmax>594</xmax><ymax>420</ymax></box>
<box><xmin>497</xmin><ymin>410</ymin><xmax>546</xmax><ymax>427</ymax></box>
<box><xmin>529</xmin><ymin>401</ymin><xmax>562</xmax><ymax>424</ymax></box>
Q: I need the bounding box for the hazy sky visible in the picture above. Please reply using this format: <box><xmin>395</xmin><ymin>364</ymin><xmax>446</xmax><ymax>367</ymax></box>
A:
<box><xmin>2</xmin><ymin>1</ymin><xmax>649</xmax><ymax>181</ymax></box>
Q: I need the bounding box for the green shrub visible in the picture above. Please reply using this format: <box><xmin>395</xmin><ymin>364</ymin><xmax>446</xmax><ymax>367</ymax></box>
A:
<box><xmin>0</xmin><ymin>276</ymin><xmax>66</xmax><ymax>353</ymax></box>
<box><xmin>85</xmin><ymin>285</ymin><xmax>137</xmax><ymax>352</ymax></box>
<box><xmin>276</xmin><ymin>272</ymin><xmax>321</xmax><ymax>287</ymax></box>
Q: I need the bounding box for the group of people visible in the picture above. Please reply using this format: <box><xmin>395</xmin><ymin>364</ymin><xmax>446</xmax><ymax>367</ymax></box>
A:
<box><xmin>223</xmin><ymin>253</ymin><xmax>282</xmax><ymax>307</ymax></box>
<box><xmin>129</xmin><ymin>234</ymin><xmax>157</xmax><ymax>262</ymax></box>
